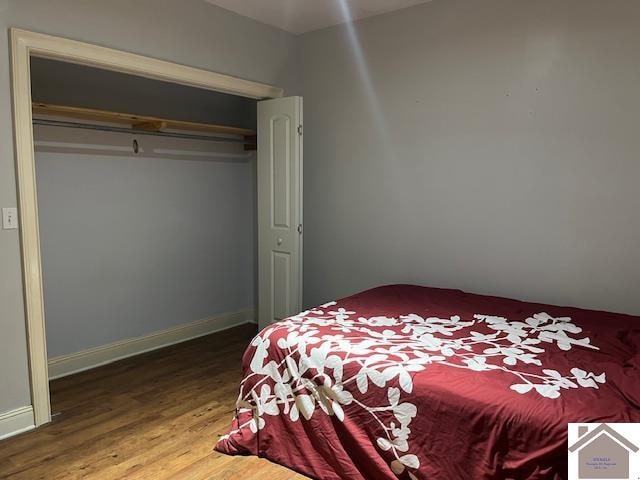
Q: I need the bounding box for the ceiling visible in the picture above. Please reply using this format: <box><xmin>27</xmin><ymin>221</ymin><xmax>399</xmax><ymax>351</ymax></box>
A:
<box><xmin>204</xmin><ymin>0</ymin><xmax>432</xmax><ymax>34</ymax></box>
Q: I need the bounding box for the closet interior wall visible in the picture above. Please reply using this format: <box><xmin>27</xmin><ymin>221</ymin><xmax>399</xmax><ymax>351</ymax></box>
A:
<box><xmin>31</xmin><ymin>58</ymin><xmax>258</xmax><ymax>361</ymax></box>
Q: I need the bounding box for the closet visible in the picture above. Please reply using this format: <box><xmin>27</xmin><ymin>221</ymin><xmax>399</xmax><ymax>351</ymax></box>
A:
<box><xmin>30</xmin><ymin>57</ymin><xmax>301</xmax><ymax>378</ymax></box>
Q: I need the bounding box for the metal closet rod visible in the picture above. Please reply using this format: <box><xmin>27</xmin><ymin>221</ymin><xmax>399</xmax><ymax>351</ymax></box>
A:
<box><xmin>32</xmin><ymin>118</ymin><xmax>251</xmax><ymax>145</ymax></box>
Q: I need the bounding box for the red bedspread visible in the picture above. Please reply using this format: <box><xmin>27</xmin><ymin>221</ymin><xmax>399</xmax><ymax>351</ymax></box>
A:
<box><xmin>216</xmin><ymin>285</ymin><xmax>640</xmax><ymax>479</ymax></box>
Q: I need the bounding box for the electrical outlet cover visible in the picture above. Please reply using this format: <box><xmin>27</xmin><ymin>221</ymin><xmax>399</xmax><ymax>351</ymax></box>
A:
<box><xmin>2</xmin><ymin>207</ymin><xmax>18</xmax><ymax>229</ymax></box>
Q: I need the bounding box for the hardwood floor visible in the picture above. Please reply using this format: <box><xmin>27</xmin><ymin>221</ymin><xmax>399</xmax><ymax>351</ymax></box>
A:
<box><xmin>0</xmin><ymin>324</ymin><xmax>308</xmax><ymax>480</ymax></box>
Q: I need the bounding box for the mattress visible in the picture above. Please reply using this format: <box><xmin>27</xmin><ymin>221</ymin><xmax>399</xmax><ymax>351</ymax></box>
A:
<box><xmin>216</xmin><ymin>285</ymin><xmax>640</xmax><ymax>479</ymax></box>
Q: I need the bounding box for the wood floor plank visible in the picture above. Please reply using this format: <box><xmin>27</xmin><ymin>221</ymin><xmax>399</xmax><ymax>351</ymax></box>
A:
<box><xmin>0</xmin><ymin>324</ymin><xmax>307</xmax><ymax>480</ymax></box>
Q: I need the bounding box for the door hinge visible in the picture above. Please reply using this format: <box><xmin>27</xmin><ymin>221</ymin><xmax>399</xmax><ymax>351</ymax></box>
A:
<box><xmin>297</xmin><ymin>224</ymin><xmax>303</xmax><ymax>234</ymax></box>
<box><xmin>297</xmin><ymin>125</ymin><xmax>303</xmax><ymax>136</ymax></box>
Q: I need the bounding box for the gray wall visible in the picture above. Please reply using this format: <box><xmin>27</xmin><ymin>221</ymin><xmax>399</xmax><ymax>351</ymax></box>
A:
<box><xmin>300</xmin><ymin>0</ymin><xmax>640</xmax><ymax>314</ymax></box>
<box><xmin>32</xmin><ymin>61</ymin><xmax>257</xmax><ymax>359</ymax></box>
<box><xmin>0</xmin><ymin>0</ymin><xmax>296</xmax><ymax>415</ymax></box>
<box><xmin>31</xmin><ymin>57</ymin><xmax>258</xmax><ymax>130</ymax></box>
<box><xmin>35</xmin><ymin>127</ymin><xmax>256</xmax><ymax>358</ymax></box>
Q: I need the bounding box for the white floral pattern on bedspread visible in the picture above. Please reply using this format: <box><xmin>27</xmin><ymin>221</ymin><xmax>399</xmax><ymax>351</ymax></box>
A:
<box><xmin>219</xmin><ymin>302</ymin><xmax>606</xmax><ymax>478</ymax></box>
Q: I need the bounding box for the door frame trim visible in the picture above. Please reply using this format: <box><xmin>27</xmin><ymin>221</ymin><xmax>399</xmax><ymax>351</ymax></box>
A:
<box><xmin>10</xmin><ymin>28</ymin><xmax>283</xmax><ymax>426</ymax></box>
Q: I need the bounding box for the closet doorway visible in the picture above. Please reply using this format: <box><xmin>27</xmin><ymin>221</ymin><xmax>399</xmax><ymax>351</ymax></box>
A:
<box><xmin>10</xmin><ymin>29</ymin><xmax>303</xmax><ymax>427</ymax></box>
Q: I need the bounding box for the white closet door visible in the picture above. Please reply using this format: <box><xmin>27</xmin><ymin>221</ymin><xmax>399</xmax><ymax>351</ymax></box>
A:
<box><xmin>257</xmin><ymin>96</ymin><xmax>303</xmax><ymax>330</ymax></box>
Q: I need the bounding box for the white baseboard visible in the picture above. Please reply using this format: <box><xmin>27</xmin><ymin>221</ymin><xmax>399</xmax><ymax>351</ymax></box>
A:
<box><xmin>48</xmin><ymin>308</ymin><xmax>255</xmax><ymax>380</ymax></box>
<box><xmin>0</xmin><ymin>406</ymin><xmax>35</xmax><ymax>441</ymax></box>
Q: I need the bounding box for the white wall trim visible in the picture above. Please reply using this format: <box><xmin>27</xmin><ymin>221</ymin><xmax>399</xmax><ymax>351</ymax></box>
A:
<box><xmin>14</xmin><ymin>29</ymin><xmax>283</xmax><ymax>99</ymax></box>
<box><xmin>48</xmin><ymin>308</ymin><xmax>256</xmax><ymax>380</ymax></box>
<box><xmin>0</xmin><ymin>406</ymin><xmax>35</xmax><ymax>441</ymax></box>
<box><xmin>10</xmin><ymin>28</ymin><xmax>281</xmax><ymax>427</ymax></box>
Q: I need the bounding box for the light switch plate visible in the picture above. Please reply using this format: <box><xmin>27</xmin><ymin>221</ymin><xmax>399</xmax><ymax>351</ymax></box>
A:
<box><xmin>2</xmin><ymin>207</ymin><xmax>18</xmax><ymax>229</ymax></box>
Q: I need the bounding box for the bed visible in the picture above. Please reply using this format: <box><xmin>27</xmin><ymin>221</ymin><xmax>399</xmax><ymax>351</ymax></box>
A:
<box><xmin>216</xmin><ymin>284</ymin><xmax>640</xmax><ymax>479</ymax></box>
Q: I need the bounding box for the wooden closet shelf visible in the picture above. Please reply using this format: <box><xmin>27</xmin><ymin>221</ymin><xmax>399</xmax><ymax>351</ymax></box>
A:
<box><xmin>32</xmin><ymin>103</ymin><xmax>257</xmax><ymax>147</ymax></box>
